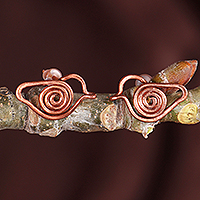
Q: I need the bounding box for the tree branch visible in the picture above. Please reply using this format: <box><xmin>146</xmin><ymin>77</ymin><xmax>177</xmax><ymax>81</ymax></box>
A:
<box><xmin>0</xmin><ymin>60</ymin><xmax>199</xmax><ymax>138</ymax></box>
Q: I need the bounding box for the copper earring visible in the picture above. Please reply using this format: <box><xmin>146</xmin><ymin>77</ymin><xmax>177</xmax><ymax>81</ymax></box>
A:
<box><xmin>16</xmin><ymin>68</ymin><xmax>96</xmax><ymax>120</ymax></box>
<box><xmin>109</xmin><ymin>74</ymin><xmax>188</xmax><ymax>122</ymax></box>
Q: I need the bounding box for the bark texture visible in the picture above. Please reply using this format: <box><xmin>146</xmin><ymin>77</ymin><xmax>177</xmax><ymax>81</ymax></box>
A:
<box><xmin>0</xmin><ymin>60</ymin><xmax>199</xmax><ymax>138</ymax></box>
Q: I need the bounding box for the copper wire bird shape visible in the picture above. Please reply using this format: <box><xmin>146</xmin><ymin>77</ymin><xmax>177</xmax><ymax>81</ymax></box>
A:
<box><xmin>16</xmin><ymin>68</ymin><xmax>188</xmax><ymax>122</ymax></box>
<box><xmin>110</xmin><ymin>75</ymin><xmax>188</xmax><ymax>122</ymax></box>
<box><xmin>16</xmin><ymin>69</ymin><xmax>97</xmax><ymax>120</ymax></box>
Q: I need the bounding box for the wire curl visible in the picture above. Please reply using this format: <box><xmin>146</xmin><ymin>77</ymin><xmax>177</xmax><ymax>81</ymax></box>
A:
<box><xmin>110</xmin><ymin>75</ymin><xmax>188</xmax><ymax>122</ymax></box>
<box><xmin>16</xmin><ymin>72</ymin><xmax>96</xmax><ymax>120</ymax></box>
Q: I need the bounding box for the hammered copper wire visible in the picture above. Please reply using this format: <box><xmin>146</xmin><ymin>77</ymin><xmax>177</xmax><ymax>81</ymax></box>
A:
<box><xmin>110</xmin><ymin>75</ymin><xmax>188</xmax><ymax>122</ymax></box>
<box><xmin>16</xmin><ymin>73</ymin><xmax>97</xmax><ymax>120</ymax></box>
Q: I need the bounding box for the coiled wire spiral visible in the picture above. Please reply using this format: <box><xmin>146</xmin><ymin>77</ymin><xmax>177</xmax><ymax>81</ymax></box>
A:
<box><xmin>16</xmin><ymin>70</ymin><xmax>96</xmax><ymax>120</ymax></box>
<box><xmin>110</xmin><ymin>75</ymin><xmax>188</xmax><ymax>122</ymax></box>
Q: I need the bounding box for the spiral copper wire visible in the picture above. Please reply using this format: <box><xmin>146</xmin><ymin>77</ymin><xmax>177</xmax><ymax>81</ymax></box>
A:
<box><xmin>16</xmin><ymin>69</ymin><xmax>188</xmax><ymax>122</ymax></box>
<box><xmin>16</xmin><ymin>70</ymin><xmax>97</xmax><ymax>120</ymax></box>
<box><xmin>110</xmin><ymin>75</ymin><xmax>188</xmax><ymax>122</ymax></box>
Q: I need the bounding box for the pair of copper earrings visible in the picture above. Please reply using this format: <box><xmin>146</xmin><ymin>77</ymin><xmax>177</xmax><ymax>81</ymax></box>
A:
<box><xmin>16</xmin><ymin>68</ymin><xmax>188</xmax><ymax>122</ymax></box>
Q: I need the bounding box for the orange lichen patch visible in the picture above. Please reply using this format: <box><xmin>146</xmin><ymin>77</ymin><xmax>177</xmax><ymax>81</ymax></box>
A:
<box><xmin>151</xmin><ymin>60</ymin><xmax>197</xmax><ymax>85</ymax></box>
<box><xmin>177</xmin><ymin>103</ymin><xmax>199</xmax><ymax>124</ymax></box>
<box><xmin>100</xmin><ymin>104</ymin><xmax>117</xmax><ymax>131</ymax></box>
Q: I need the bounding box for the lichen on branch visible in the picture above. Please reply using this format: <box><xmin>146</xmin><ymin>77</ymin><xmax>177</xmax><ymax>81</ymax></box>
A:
<box><xmin>0</xmin><ymin>60</ymin><xmax>199</xmax><ymax>138</ymax></box>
